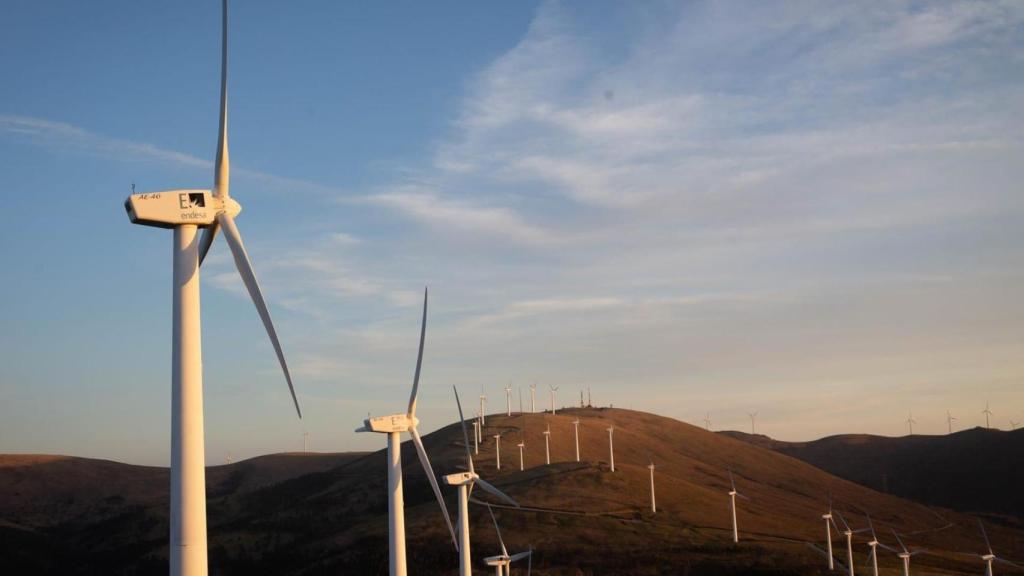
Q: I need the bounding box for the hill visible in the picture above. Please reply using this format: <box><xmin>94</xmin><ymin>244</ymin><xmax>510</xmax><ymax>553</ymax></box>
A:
<box><xmin>719</xmin><ymin>428</ymin><xmax>1024</xmax><ymax>519</ymax></box>
<box><xmin>3</xmin><ymin>409</ymin><xmax>1023</xmax><ymax>575</ymax></box>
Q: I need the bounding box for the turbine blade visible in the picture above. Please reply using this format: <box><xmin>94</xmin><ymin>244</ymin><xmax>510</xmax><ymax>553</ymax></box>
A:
<box><xmin>454</xmin><ymin>386</ymin><xmax>475</xmax><ymax>475</ymax></box>
<box><xmin>406</xmin><ymin>287</ymin><xmax>427</xmax><ymax>418</ymax></box>
<box><xmin>979</xmin><ymin>518</ymin><xmax>994</xmax><ymax>556</ymax></box>
<box><xmin>197</xmin><ymin>221</ymin><xmax>220</xmax><ymax>266</ymax></box>
<box><xmin>836</xmin><ymin>511</ymin><xmax>851</xmax><ymax>532</ymax></box>
<box><xmin>409</xmin><ymin>426</ymin><xmax>457</xmax><ymax>550</ymax></box>
<box><xmin>214</xmin><ymin>0</ymin><xmax>230</xmax><ymax>198</ymax></box>
<box><xmin>487</xmin><ymin>504</ymin><xmax>508</xmax><ymax>557</ymax></box>
<box><xmin>729</xmin><ymin>470</ymin><xmax>736</xmax><ymax>491</ymax></box>
<box><xmin>892</xmin><ymin>528</ymin><xmax>908</xmax><ymax>554</ymax></box>
<box><xmin>509</xmin><ymin>550</ymin><xmax>532</xmax><ymax>562</ymax></box>
<box><xmin>475</xmin><ymin>477</ymin><xmax>519</xmax><ymax>508</ymax></box>
<box><xmin>528</xmin><ymin>545</ymin><xmax>533</xmax><ymax>576</ymax></box>
<box><xmin>218</xmin><ymin>212</ymin><xmax>301</xmax><ymax>417</ymax></box>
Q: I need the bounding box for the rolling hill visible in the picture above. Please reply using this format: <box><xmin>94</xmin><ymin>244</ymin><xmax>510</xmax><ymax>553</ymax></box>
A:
<box><xmin>719</xmin><ymin>428</ymin><xmax>1024</xmax><ymax>520</ymax></box>
<box><xmin>2</xmin><ymin>409</ymin><xmax>1022</xmax><ymax>575</ymax></box>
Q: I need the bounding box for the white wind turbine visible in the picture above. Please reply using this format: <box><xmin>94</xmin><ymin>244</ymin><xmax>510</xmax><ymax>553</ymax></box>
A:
<box><xmin>648</xmin><ymin>461</ymin><xmax>657</xmax><ymax>514</ymax></box>
<box><xmin>505</xmin><ymin>383</ymin><xmax>513</xmax><ymax>416</ymax></box>
<box><xmin>542</xmin><ymin>424</ymin><xmax>551</xmax><ymax>465</ymax></box>
<box><xmin>572</xmin><ymin>419</ymin><xmax>581</xmax><ymax>462</ymax></box>
<box><xmin>881</xmin><ymin>528</ymin><xmax>925</xmax><ymax>576</ymax></box>
<box><xmin>947</xmin><ymin>410</ymin><xmax>957</xmax><ymax>434</ymax></box>
<box><xmin>494</xmin><ymin>434</ymin><xmax>502</xmax><ymax>470</ymax></box>
<box><xmin>473</xmin><ymin>420</ymin><xmax>480</xmax><ymax>455</ymax></box>
<box><xmin>822</xmin><ymin>496</ymin><xmax>839</xmax><ymax>571</ymax></box>
<box><xmin>607</xmin><ymin>425</ymin><xmax>615</xmax><ymax>472</ymax></box>
<box><xmin>580</xmin><ymin>389</ymin><xmax>584</xmax><ymax>408</ymax></box>
<box><xmin>835</xmin><ymin>511</ymin><xmax>870</xmax><ymax>576</ymax></box>
<box><xmin>905</xmin><ymin>411</ymin><xmax>916</xmax><ymax>435</ymax></box>
<box><xmin>530</xmin><ymin>383</ymin><xmax>537</xmax><ymax>413</ymax></box>
<box><xmin>518</xmin><ymin>386</ymin><xmax>523</xmax><ymax>413</ymax></box>
<box><xmin>483</xmin><ymin>504</ymin><xmax>533</xmax><ymax>576</ymax></box>
<box><xmin>549</xmin><ymin>385</ymin><xmax>559</xmax><ymax>415</ymax></box>
<box><xmin>727</xmin><ymin>471</ymin><xmax>749</xmax><ymax>543</ymax></box>
<box><xmin>517</xmin><ymin>439</ymin><xmax>525</xmax><ymax>471</ymax></box>
<box><xmin>355</xmin><ymin>289</ymin><xmax>457</xmax><ymax>576</ymax></box>
<box><xmin>123</xmin><ymin>3</ymin><xmax>301</xmax><ymax>574</ymax></box>
<box><xmin>983</xmin><ymin>402</ymin><xmax>993</xmax><ymax>429</ymax></box>
<box><xmin>864</xmin><ymin>514</ymin><xmax>880</xmax><ymax>576</ymax></box>
<box><xmin>480</xmin><ymin>392</ymin><xmax>487</xmax><ymax>426</ymax></box>
<box><xmin>748</xmin><ymin>412</ymin><xmax>758</xmax><ymax>435</ymax></box>
<box><xmin>704</xmin><ymin>412</ymin><xmax>712</xmax><ymax>431</ymax></box>
<box><xmin>445</xmin><ymin>388</ymin><xmax>520</xmax><ymax>576</ymax></box>
<box><xmin>977</xmin><ymin>519</ymin><xmax>1024</xmax><ymax>576</ymax></box>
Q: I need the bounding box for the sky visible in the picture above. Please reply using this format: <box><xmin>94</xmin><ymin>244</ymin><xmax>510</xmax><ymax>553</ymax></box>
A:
<box><xmin>1</xmin><ymin>1</ymin><xmax>1023</xmax><ymax>466</ymax></box>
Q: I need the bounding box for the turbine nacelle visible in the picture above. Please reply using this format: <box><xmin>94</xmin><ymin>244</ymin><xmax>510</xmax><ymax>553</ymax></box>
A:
<box><xmin>125</xmin><ymin>190</ymin><xmax>241</xmax><ymax>228</ymax></box>
<box><xmin>357</xmin><ymin>413</ymin><xmax>418</xmax><ymax>434</ymax></box>
<box><xmin>982</xmin><ymin>554</ymin><xmax>996</xmax><ymax>561</ymax></box>
<box><xmin>443</xmin><ymin>471</ymin><xmax>478</xmax><ymax>486</ymax></box>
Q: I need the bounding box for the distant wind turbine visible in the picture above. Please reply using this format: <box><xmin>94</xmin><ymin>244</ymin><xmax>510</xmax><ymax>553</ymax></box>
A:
<box><xmin>355</xmin><ymin>289</ymin><xmax>457</xmax><ymax>576</ymax></box>
<box><xmin>543</xmin><ymin>424</ymin><xmax>551</xmax><ymax>465</ymax></box>
<box><xmin>445</xmin><ymin>387</ymin><xmax>520</xmax><ymax>576</ymax></box>
<box><xmin>947</xmin><ymin>410</ymin><xmax>957</xmax><ymax>434</ymax></box>
<box><xmin>865</xmin><ymin>514</ymin><xmax>880</xmax><ymax>576</ymax></box>
<box><xmin>303</xmin><ymin>431</ymin><xmax>309</xmax><ymax>453</ymax></box>
<box><xmin>983</xmin><ymin>402</ymin><xmax>993</xmax><ymax>429</ymax></box>
<box><xmin>977</xmin><ymin>518</ymin><xmax>1024</xmax><ymax>575</ymax></box>
<box><xmin>572</xmin><ymin>419</ymin><xmax>581</xmax><ymax>462</ymax></box>
<box><xmin>530</xmin><ymin>383</ymin><xmax>537</xmax><ymax>413</ymax></box>
<box><xmin>748</xmin><ymin>412</ymin><xmax>758</xmax><ymax>435</ymax></box>
<box><xmin>587</xmin><ymin>386</ymin><xmax>592</xmax><ymax>407</ymax></box>
<box><xmin>483</xmin><ymin>505</ymin><xmax>533</xmax><ymax>576</ymax></box>
<box><xmin>473</xmin><ymin>420</ymin><xmax>480</xmax><ymax>455</ymax></box>
<box><xmin>1011</xmin><ymin>420</ymin><xmax>1020</xmax><ymax>431</ymax></box>
<box><xmin>704</xmin><ymin>412</ymin><xmax>712</xmax><ymax>431</ymax></box>
<box><xmin>505</xmin><ymin>383</ymin><xmax>512</xmax><ymax>417</ymax></box>
<box><xmin>822</xmin><ymin>496</ymin><xmax>837</xmax><ymax>571</ymax></box>
<box><xmin>607</xmin><ymin>425</ymin><xmax>615</xmax><ymax>472</ymax></box>
<box><xmin>518</xmin><ymin>386</ymin><xmax>523</xmax><ymax>414</ymax></box>
<box><xmin>905</xmin><ymin>411</ymin><xmax>916</xmax><ymax>435</ymax></box>
<box><xmin>881</xmin><ymin>528</ymin><xmax>925</xmax><ymax>576</ymax></box>
<box><xmin>648</xmin><ymin>461</ymin><xmax>657</xmax><ymax>514</ymax></box>
<box><xmin>727</xmin><ymin>471</ymin><xmax>749</xmax><ymax>543</ymax></box>
<box><xmin>517</xmin><ymin>439</ymin><xmax>525</xmax><ymax>471</ymax></box>
<box><xmin>480</xmin><ymin>392</ymin><xmax>487</xmax><ymax>427</ymax></box>
<box><xmin>549</xmin><ymin>385</ymin><xmax>559</xmax><ymax>415</ymax></box>
<box><xmin>835</xmin><ymin>511</ymin><xmax>870</xmax><ymax>576</ymax></box>
<box><xmin>494</xmin><ymin>434</ymin><xmax>502</xmax><ymax>470</ymax></box>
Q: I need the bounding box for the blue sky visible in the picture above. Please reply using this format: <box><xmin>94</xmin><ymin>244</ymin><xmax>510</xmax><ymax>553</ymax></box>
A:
<box><xmin>2</xmin><ymin>1</ymin><xmax>1023</xmax><ymax>465</ymax></box>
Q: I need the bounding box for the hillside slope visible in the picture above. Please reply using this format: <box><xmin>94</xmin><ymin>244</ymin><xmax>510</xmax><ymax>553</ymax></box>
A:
<box><xmin>719</xmin><ymin>428</ymin><xmax>1024</xmax><ymax>519</ymax></box>
<box><xmin>2</xmin><ymin>410</ymin><xmax>1022</xmax><ymax>575</ymax></box>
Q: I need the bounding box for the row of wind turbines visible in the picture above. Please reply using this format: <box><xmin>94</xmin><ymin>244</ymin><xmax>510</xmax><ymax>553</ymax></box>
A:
<box><xmin>123</xmin><ymin>2</ymin><xmax>1022</xmax><ymax>575</ymax></box>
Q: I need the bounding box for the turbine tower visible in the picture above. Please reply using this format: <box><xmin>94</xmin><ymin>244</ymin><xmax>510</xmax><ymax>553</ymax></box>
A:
<box><xmin>355</xmin><ymin>289</ymin><xmax>457</xmax><ymax>576</ymax></box>
<box><xmin>983</xmin><ymin>402</ymin><xmax>993</xmax><ymax>429</ymax></box>
<box><xmin>517</xmin><ymin>439</ymin><xmax>525</xmax><ymax>471</ymax></box>
<box><xmin>303</xmin><ymin>431</ymin><xmax>309</xmax><ymax>453</ymax></box>
<box><xmin>648</xmin><ymin>461</ymin><xmax>657</xmax><ymax>513</ymax></box>
<box><xmin>530</xmin><ymin>383</ymin><xmax>537</xmax><ymax>413</ymax></box>
<box><xmin>445</xmin><ymin>388</ymin><xmax>520</xmax><ymax>576</ymax></box>
<box><xmin>123</xmin><ymin>3</ymin><xmax>302</xmax><ymax>573</ymax></box>
<box><xmin>704</xmin><ymin>412</ymin><xmax>712</xmax><ymax>431</ymax></box>
<box><xmin>572</xmin><ymin>419</ymin><xmax>581</xmax><ymax>462</ymax></box>
<box><xmin>946</xmin><ymin>410</ymin><xmax>957</xmax><ymax>434</ymax></box>
<box><xmin>905</xmin><ymin>411</ymin><xmax>916</xmax><ymax>435</ymax></box>
<box><xmin>543</xmin><ymin>425</ymin><xmax>551</xmax><ymax>465</ymax></box>
<box><xmin>865</xmin><ymin>514</ymin><xmax>880</xmax><ymax>576</ymax></box>
<box><xmin>727</xmin><ymin>471</ymin><xmax>749</xmax><ymax>543</ymax></box>
<box><xmin>835</xmin><ymin>511</ymin><xmax>869</xmax><ymax>576</ymax></box>
<box><xmin>822</xmin><ymin>497</ymin><xmax>837</xmax><ymax>571</ymax></box>
<box><xmin>549</xmin><ymin>385</ymin><xmax>559</xmax><ymax>415</ymax></box>
<box><xmin>505</xmin><ymin>383</ymin><xmax>512</xmax><ymax>417</ymax></box>
<box><xmin>473</xmin><ymin>420</ymin><xmax>480</xmax><ymax>455</ymax></box>
<box><xmin>480</xmin><ymin>392</ymin><xmax>487</xmax><ymax>426</ymax></box>
<box><xmin>587</xmin><ymin>386</ymin><xmax>592</xmax><ymax>407</ymax></box>
<box><xmin>607</xmin><ymin>425</ymin><xmax>615</xmax><ymax>472</ymax></box>
<box><xmin>884</xmin><ymin>528</ymin><xmax>925</xmax><ymax>576</ymax></box>
<box><xmin>748</xmin><ymin>412</ymin><xmax>758</xmax><ymax>435</ymax></box>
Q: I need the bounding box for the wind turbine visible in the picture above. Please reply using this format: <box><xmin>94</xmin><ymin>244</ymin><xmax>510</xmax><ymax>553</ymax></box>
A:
<box><xmin>483</xmin><ymin>505</ymin><xmax>533</xmax><ymax>576</ymax></box>
<box><xmin>947</xmin><ymin>410</ymin><xmax>957</xmax><ymax>434</ymax></box>
<box><xmin>822</xmin><ymin>496</ymin><xmax>838</xmax><ymax>571</ymax></box>
<box><xmin>445</xmin><ymin>388</ymin><xmax>520</xmax><ymax>576</ymax></box>
<box><xmin>517</xmin><ymin>439</ymin><xmax>525</xmax><ymax>471</ymax></box>
<box><xmin>480</xmin><ymin>392</ymin><xmax>487</xmax><ymax>426</ymax></box>
<box><xmin>549</xmin><ymin>385</ymin><xmax>559</xmax><ymax>415</ymax></box>
<box><xmin>505</xmin><ymin>383</ymin><xmax>513</xmax><ymax>417</ymax></box>
<box><xmin>587</xmin><ymin>386</ymin><xmax>592</xmax><ymax>407</ymax></box>
<box><xmin>473</xmin><ymin>420</ymin><xmax>480</xmax><ymax>455</ymax></box>
<box><xmin>727</xmin><ymin>471</ymin><xmax>749</xmax><ymax>543</ymax></box>
<box><xmin>572</xmin><ymin>419</ymin><xmax>581</xmax><ymax>462</ymax></box>
<box><xmin>648</xmin><ymin>461</ymin><xmax>657</xmax><ymax>514</ymax></box>
<box><xmin>835</xmin><ymin>511</ymin><xmax>870</xmax><ymax>576</ymax></box>
<box><xmin>355</xmin><ymin>289</ymin><xmax>457</xmax><ymax>576</ymax></box>
<box><xmin>905</xmin><ymin>411</ymin><xmax>916</xmax><ymax>435</ymax></box>
<box><xmin>977</xmin><ymin>518</ymin><xmax>1024</xmax><ymax>576</ymax></box>
<box><xmin>123</xmin><ymin>2</ymin><xmax>302</xmax><ymax>574</ymax></box>
<box><xmin>530</xmin><ymin>383</ymin><xmax>536</xmax><ymax>413</ymax></box>
<box><xmin>983</xmin><ymin>402</ymin><xmax>993</xmax><ymax>429</ymax></box>
<box><xmin>494</xmin><ymin>434</ymin><xmax>502</xmax><ymax>470</ymax></box>
<box><xmin>864</xmin><ymin>514</ymin><xmax>880</xmax><ymax>576</ymax></box>
<box><xmin>302</xmin><ymin>431</ymin><xmax>309</xmax><ymax>453</ymax></box>
<box><xmin>542</xmin><ymin>424</ymin><xmax>551</xmax><ymax>465</ymax></box>
<box><xmin>748</xmin><ymin>412</ymin><xmax>758</xmax><ymax>435</ymax></box>
<box><xmin>704</xmin><ymin>412</ymin><xmax>712</xmax><ymax>431</ymax></box>
<box><xmin>882</xmin><ymin>528</ymin><xmax>925</xmax><ymax>576</ymax></box>
<box><xmin>607</xmin><ymin>425</ymin><xmax>615</xmax><ymax>472</ymax></box>
<box><xmin>518</xmin><ymin>386</ymin><xmax>523</xmax><ymax>413</ymax></box>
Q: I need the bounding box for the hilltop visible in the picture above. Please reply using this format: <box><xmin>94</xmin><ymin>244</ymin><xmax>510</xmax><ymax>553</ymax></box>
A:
<box><xmin>2</xmin><ymin>409</ymin><xmax>1022</xmax><ymax>575</ymax></box>
<box><xmin>719</xmin><ymin>427</ymin><xmax>1024</xmax><ymax>519</ymax></box>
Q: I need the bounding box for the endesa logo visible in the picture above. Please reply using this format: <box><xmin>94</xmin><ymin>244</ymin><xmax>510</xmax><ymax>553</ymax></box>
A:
<box><xmin>179</xmin><ymin>193</ymin><xmax>206</xmax><ymax>209</ymax></box>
